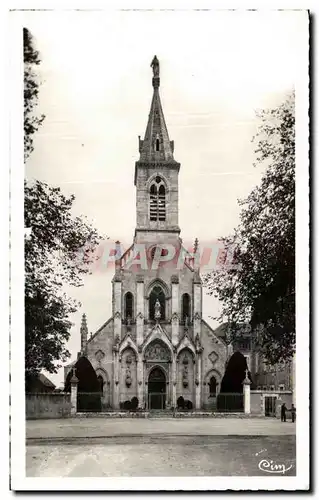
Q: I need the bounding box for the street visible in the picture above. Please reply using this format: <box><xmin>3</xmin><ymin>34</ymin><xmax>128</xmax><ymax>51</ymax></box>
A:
<box><xmin>26</xmin><ymin>418</ymin><xmax>296</xmax><ymax>477</ymax></box>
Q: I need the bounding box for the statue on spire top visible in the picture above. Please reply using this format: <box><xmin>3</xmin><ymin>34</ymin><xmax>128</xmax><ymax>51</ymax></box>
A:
<box><xmin>151</xmin><ymin>55</ymin><xmax>160</xmax><ymax>77</ymax></box>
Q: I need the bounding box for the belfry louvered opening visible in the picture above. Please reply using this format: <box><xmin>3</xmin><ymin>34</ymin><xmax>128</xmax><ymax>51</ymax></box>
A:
<box><xmin>149</xmin><ymin>177</ymin><xmax>166</xmax><ymax>221</ymax></box>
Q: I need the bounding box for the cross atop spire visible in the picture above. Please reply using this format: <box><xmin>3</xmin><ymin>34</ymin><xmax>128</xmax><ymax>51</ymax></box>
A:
<box><xmin>138</xmin><ymin>56</ymin><xmax>176</xmax><ymax>163</ymax></box>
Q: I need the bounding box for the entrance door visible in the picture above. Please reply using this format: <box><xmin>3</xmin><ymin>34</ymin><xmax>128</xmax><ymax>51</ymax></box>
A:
<box><xmin>265</xmin><ymin>396</ymin><xmax>277</xmax><ymax>417</ymax></box>
<box><xmin>148</xmin><ymin>367</ymin><xmax>166</xmax><ymax>410</ymax></box>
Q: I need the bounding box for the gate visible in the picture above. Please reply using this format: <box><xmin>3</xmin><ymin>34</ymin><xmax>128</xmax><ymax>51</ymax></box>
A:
<box><xmin>264</xmin><ymin>396</ymin><xmax>277</xmax><ymax>417</ymax></box>
<box><xmin>148</xmin><ymin>392</ymin><xmax>166</xmax><ymax>410</ymax></box>
<box><xmin>216</xmin><ymin>393</ymin><xmax>244</xmax><ymax>412</ymax></box>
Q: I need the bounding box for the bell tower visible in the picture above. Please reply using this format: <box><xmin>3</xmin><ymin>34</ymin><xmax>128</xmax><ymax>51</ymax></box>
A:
<box><xmin>134</xmin><ymin>56</ymin><xmax>181</xmax><ymax>244</ymax></box>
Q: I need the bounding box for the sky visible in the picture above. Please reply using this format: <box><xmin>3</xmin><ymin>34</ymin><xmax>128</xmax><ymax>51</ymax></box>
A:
<box><xmin>21</xmin><ymin>9</ymin><xmax>306</xmax><ymax>386</ymax></box>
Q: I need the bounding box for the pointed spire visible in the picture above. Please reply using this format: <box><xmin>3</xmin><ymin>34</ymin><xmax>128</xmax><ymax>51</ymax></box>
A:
<box><xmin>193</xmin><ymin>237</ymin><xmax>200</xmax><ymax>272</ymax></box>
<box><xmin>115</xmin><ymin>240</ymin><xmax>121</xmax><ymax>271</ymax></box>
<box><xmin>138</xmin><ymin>56</ymin><xmax>175</xmax><ymax>163</ymax></box>
<box><xmin>80</xmin><ymin>313</ymin><xmax>88</xmax><ymax>354</ymax></box>
<box><xmin>193</xmin><ymin>238</ymin><xmax>199</xmax><ymax>255</ymax></box>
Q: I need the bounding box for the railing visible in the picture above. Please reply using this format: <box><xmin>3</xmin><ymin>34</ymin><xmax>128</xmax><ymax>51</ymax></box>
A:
<box><xmin>216</xmin><ymin>393</ymin><xmax>244</xmax><ymax>412</ymax></box>
<box><xmin>77</xmin><ymin>392</ymin><xmax>103</xmax><ymax>412</ymax></box>
<box><xmin>148</xmin><ymin>392</ymin><xmax>166</xmax><ymax>410</ymax></box>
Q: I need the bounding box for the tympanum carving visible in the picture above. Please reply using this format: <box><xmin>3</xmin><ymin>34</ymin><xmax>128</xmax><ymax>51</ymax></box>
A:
<box><xmin>144</xmin><ymin>342</ymin><xmax>171</xmax><ymax>362</ymax></box>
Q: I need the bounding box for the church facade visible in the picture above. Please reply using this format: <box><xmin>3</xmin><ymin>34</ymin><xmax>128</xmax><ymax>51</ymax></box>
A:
<box><xmin>68</xmin><ymin>57</ymin><xmax>293</xmax><ymax>410</ymax></box>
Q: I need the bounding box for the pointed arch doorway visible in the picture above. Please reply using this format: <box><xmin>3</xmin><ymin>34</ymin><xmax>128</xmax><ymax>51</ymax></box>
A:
<box><xmin>148</xmin><ymin>367</ymin><xmax>166</xmax><ymax>410</ymax></box>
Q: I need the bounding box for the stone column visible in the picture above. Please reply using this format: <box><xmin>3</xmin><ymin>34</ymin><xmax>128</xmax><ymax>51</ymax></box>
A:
<box><xmin>193</xmin><ymin>273</ymin><xmax>202</xmax><ymax>331</ymax></box>
<box><xmin>243</xmin><ymin>372</ymin><xmax>251</xmax><ymax>414</ymax></box>
<box><xmin>172</xmin><ymin>353</ymin><xmax>177</xmax><ymax>408</ymax></box>
<box><xmin>113</xmin><ymin>276</ymin><xmax>122</xmax><ymax>342</ymax></box>
<box><xmin>171</xmin><ymin>275</ymin><xmax>179</xmax><ymax>346</ymax></box>
<box><xmin>165</xmin><ymin>364</ymin><xmax>169</xmax><ymax>409</ymax></box>
<box><xmin>136</xmin><ymin>276</ymin><xmax>145</xmax><ymax>347</ymax></box>
<box><xmin>113</xmin><ymin>348</ymin><xmax>120</xmax><ymax>409</ymax></box>
<box><xmin>195</xmin><ymin>352</ymin><xmax>202</xmax><ymax>409</ymax></box>
<box><xmin>70</xmin><ymin>369</ymin><xmax>79</xmax><ymax>416</ymax></box>
<box><xmin>145</xmin><ymin>368</ymin><xmax>148</xmax><ymax>410</ymax></box>
<box><xmin>137</xmin><ymin>352</ymin><xmax>144</xmax><ymax>408</ymax></box>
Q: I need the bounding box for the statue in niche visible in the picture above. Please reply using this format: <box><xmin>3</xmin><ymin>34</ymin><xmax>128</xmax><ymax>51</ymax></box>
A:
<box><xmin>154</xmin><ymin>344</ymin><xmax>161</xmax><ymax>358</ymax></box>
<box><xmin>125</xmin><ymin>366</ymin><xmax>132</xmax><ymax>387</ymax></box>
<box><xmin>182</xmin><ymin>355</ymin><xmax>189</xmax><ymax>388</ymax></box>
<box><xmin>154</xmin><ymin>299</ymin><xmax>161</xmax><ymax>322</ymax></box>
<box><xmin>125</xmin><ymin>354</ymin><xmax>132</xmax><ymax>387</ymax></box>
<box><xmin>113</xmin><ymin>334</ymin><xmax>120</xmax><ymax>352</ymax></box>
<box><xmin>184</xmin><ymin>315</ymin><xmax>189</xmax><ymax>330</ymax></box>
<box><xmin>195</xmin><ymin>333</ymin><xmax>202</xmax><ymax>352</ymax></box>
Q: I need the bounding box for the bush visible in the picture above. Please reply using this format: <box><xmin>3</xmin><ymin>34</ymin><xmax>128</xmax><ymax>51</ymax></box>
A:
<box><xmin>131</xmin><ymin>397</ymin><xmax>139</xmax><ymax>411</ymax></box>
<box><xmin>177</xmin><ymin>396</ymin><xmax>185</xmax><ymax>410</ymax></box>
<box><xmin>186</xmin><ymin>400</ymin><xmax>193</xmax><ymax>410</ymax></box>
<box><xmin>64</xmin><ymin>357</ymin><xmax>101</xmax><ymax>412</ymax></box>
<box><xmin>123</xmin><ymin>400</ymin><xmax>131</xmax><ymax>410</ymax></box>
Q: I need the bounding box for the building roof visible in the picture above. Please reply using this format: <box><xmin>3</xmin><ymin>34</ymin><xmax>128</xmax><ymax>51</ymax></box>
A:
<box><xmin>37</xmin><ymin>373</ymin><xmax>56</xmax><ymax>389</ymax></box>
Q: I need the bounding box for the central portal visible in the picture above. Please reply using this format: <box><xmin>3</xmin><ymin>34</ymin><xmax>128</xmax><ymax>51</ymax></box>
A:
<box><xmin>148</xmin><ymin>367</ymin><xmax>166</xmax><ymax>410</ymax></box>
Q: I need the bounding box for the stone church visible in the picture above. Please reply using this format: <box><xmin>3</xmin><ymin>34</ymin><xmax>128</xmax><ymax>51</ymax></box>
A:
<box><xmin>66</xmin><ymin>57</ymin><xmax>293</xmax><ymax>410</ymax></box>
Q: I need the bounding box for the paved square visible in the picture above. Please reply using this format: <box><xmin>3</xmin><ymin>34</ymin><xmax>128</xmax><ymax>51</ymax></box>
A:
<box><xmin>26</xmin><ymin>418</ymin><xmax>296</xmax><ymax>477</ymax></box>
<box><xmin>26</xmin><ymin>417</ymin><xmax>296</xmax><ymax>440</ymax></box>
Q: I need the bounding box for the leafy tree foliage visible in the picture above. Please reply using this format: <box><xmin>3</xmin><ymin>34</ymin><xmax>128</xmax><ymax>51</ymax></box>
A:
<box><xmin>204</xmin><ymin>93</ymin><xmax>295</xmax><ymax>364</ymax></box>
<box><xmin>219</xmin><ymin>352</ymin><xmax>253</xmax><ymax>394</ymax></box>
<box><xmin>24</xmin><ymin>28</ymin><xmax>44</xmax><ymax>162</ymax></box>
<box><xmin>64</xmin><ymin>357</ymin><xmax>101</xmax><ymax>412</ymax></box>
<box><xmin>24</xmin><ymin>29</ymin><xmax>103</xmax><ymax>379</ymax></box>
<box><xmin>25</xmin><ymin>181</ymin><xmax>102</xmax><ymax>376</ymax></box>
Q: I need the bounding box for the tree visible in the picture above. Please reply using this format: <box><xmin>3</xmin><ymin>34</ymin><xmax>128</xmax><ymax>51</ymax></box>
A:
<box><xmin>204</xmin><ymin>93</ymin><xmax>295</xmax><ymax>364</ymax></box>
<box><xmin>25</xmin><ymin>181</ymin><xmax>102</xmax><ymax>378</ymax></box>
<box><xmin>24</xmin><ymin>28</ymin><xmax>44</xmax><ymax>162</ymax></box>
<box><xmin>24</xmin><ymin>29</ymin><xmax>103</xmax><ymax>382</ymax></box>
<box><xmin>217</xmin><ymin>352</ymin><xmax>252</xmax><ymax>411</ymax></box>
<box><xmin>64</xmin><ymin>357</ymin><xmax>101</xmax><ymax>412</ymax></box>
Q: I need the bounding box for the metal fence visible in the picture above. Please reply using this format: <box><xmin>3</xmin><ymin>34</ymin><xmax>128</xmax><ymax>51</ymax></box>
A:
<box><xmin>74</xmin><ymin>391</ymin><xmax>244</xmax><ymax>413</ymax></box>
<box><xmin>76</xmin><ymin>392</ymin><xmax>103</xmax><ymax>412</ymax></box>
<box><xmin>216</xmin><ymin>393</ymin><xmax>244</xmax><ymax>412</ymax></box>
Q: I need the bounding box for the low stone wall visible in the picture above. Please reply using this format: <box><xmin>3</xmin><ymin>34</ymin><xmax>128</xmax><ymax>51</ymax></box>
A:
<box><xmin>26</xmin><ymin>393</ymin><xmax>72</xmax><ymax>420</ymax></box>
<box><xmin>250</xmin><ymin>390</ymin><xmax>293</xmax><ymax>417</ymax></box>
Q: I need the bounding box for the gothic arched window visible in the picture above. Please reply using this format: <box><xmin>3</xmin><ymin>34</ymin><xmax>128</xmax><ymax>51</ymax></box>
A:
<box><xmin>209</xmin><ymin>376</ymin><xmax>217</xmax><ymax>397</ymax></box>
<box><xmin>149</xmin><ymin>285</ymin><xmax>166</xmax><ymax>321</ymax></box>
<box><xmin>149</xmin><ymin>177</ymin><xmax>166</xmax><ymax>222</ymax></box>
<box><xmin>124</xmin><ymin>292</ymin><xmax>133</xmax><ymax>321</ymax></box>
<box><xmin>182</xmin><ymin>293</ymin><xmax>191</xmax><ymax>323</ymax></box>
